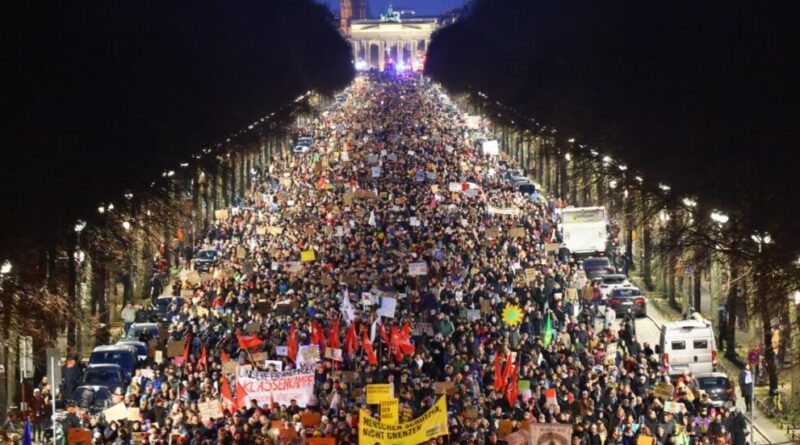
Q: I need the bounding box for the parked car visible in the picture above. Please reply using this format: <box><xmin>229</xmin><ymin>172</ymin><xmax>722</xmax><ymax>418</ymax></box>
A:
<box><xmin>297</xmin><ymin>136</ymin><xmax>313</xmax><ymax>147</ymax></box>
<box><xmin>597</xmin><ymin>274</ymin><xmax>632</xmax><ymax>299</ymax></box>
<box><xmin>192</xmin><ymin>249</ymin><xmax>219</xmax><ymax>272</ymax></box>
<box><xmin>126</xmin><ymin>322</ymin><xmax>160</xmax><ymax>342</ymax></box>
<box><xmin>293</xmin><ymin>144</ymin><xmax>311</xmax><ymax>154</ymax></box>
<box><xmin>115</xmin><ymin>340</ymin><xmax>149</xmax><ymax>362</ymax></box>
<box><xmin>659</xmin><ymin>318</ymin><xmax>718</xmax><ymax>376</ymax></box>
<box><xmin>154</xmin><ymin>295</ymin><xmax>185</xmax><ymax>323</ymax></box>
<box><xmin>696</xmin><ymin>372</ymin><xmax>736</xmax><ymax>407</ymax></box>
<box><xmin>70</xmin><ymin>385</ymin><xmax>113</xmax><ymax>412</ymax></box>
<box><xmin>582</xmin><ymin>257</ymin><xmax>615</xmax><ymax>278</ymax></box>
<box><xmin>80</xmin><ymin>364</ymin><xmax>127</xmax><ymax>391</ymax></box>
<box><xmin>88</xmin><ymin>346</ymin><xmax>137</xmax><ymax>381</ymax></box>
<box><xmin>518</xmin><ymin>183</ymin><xmax>537</xmax><ymax>196</ymax></box>
<box><xmin>501</xmin><ymin>169</ymin><xmax>525</xmax><ymax>183</ymax></box>
<box><xmin>607</xmin><ymin>287</ymin><xmax>647</xmax><ymax>317</ymax></box>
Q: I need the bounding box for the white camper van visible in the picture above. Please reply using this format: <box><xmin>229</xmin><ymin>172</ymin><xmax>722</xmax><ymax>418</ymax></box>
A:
<box><xmin>560</xmin><ymin>207</ymin><xmax>608</xmax><ymax>255</ymax></box>
<box><xmin>659</xmin><ymin>319</ymin><xmax>717</xmax><ymax>376</ymax></box>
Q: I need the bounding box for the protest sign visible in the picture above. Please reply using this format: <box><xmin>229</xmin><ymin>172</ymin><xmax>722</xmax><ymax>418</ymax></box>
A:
<box><xmin>366</xmin><ymin>383</ymin><xmax>394</xmax><ymax>404</ymax></box>
<box><xmin>434</xmin><ymin>381</ymin><xmax>456</xmax><ymax>395</ymax></box>
<box><xmin>380</xmin><ymin>399</ymin><xmax>400</xmax><ymax>425</ymax></box>
<box><xmin>529</xmin><ymin>423</ymin><xmax>573</xmax><ymax>445</ymax></box>
<box><xmin>214</xmin><ymin>209</ymin><xmax>229</xmax><ymax>220</ymax></box>
<box><xmin>300</xmin><ymin>250</ymin><xmax>316</xmax><ymax>262</ymax></box>
<box><xmin>127</xmin><ymin>407</ymin><xmax>140</xmax><ymax>421</ymax></box>
<box><xmin>166</xmin><ymin>340</ymin><xmax>185</xmax><ymax>358</ymax></box>
<box><xmin>525</xmin><ymin>268</ymin><xmax>537</xmax><ymax>284</ymax></box>
<box><xmin>324</xmin><ymin>347</ymin><xmax>343</xmax><ymax>362</ymax></box>
<box><xmin>297</xmin><ymin>344</ymin><xmax>320</xmax><ymax>367</ymax></box>
<box><xmin>545</xmin><ymin>242</ymin><xmax>561</xmax><ymax>253</ymax></box>
<box><xmin>664</xmin><ymin>401</ymin><xmax>683</xmax><ymax>414</ymax></box>
<box><xmin>487</xmin><ymin>206</ymin><xmax>521</xmax><ymax>216</ymax></box>
<box><xmin>505</xmin><ymin>431</ymin><xmax>529</xmax><ymax>445</ymax></box>
<box><xmin>359</xmin><ymin>396</ymin><xmax>448</xmax><ymax>445</ymax></box>
<box><xmin>485</xmin><ymin>227</ymin><xmax>501</xmax><ymax>238</ymax></box>
<box><xmin>67</xmin><ymin>429</ymin><xmax>92</xmax><ymax>445</ymax></box>
<box><xmin>407</xmin><ymin>262</ymin><xmax>428</xmax><ymax>276</ymax></box>
<box><xmin>509</xmin><ymin>227</ymin><xmax>526</xmax><ymax>238</ymax></box>
<box><xmin>411</xmin><ymin>322</ymin><xmax>435</xmax><ymax>336</ymax></box>
<box><xmin>480</xmin><ymin>300</ymin><xmax>492</xmax><ymax>314</ymax></box>
<box><xmin>198</xmin><ymin>401</ymin><xmax>224</xmax><ymax>420</ymax></box>
<box><xmin>377</xmin><ymin>296</ymin><xmax>397</xmax><ymax>318</ymax></box>
<box><xmin>103</xmin><ymin>402</ymin><xmax>128</xmax><ymax>422</ymax></box>
<box><xmin>654</xmin><ymin>382</ymin><xmax>674</xmax><ymax>400</ymax></box>
<box><xmin>466</xmin><ymin>309</ymin><xmax>481</xmax><ymax>321</ymax></box>
<box><xmin>265</xmin><ymin>360</ymin><xmax>283</xmax><ymax>371</ymax></box>
<box><xmin>497</xmin><ymin>420</ymin><xmax>515</xmax><ymax>438</ymax></box>
<box><xmin>236</xmin><ymin>366</ymin><xmax>315</xmax><ymax>407</ymax></box>
<box><xmin>275</xmin><ymin>346</ymin><xmax>289</xmax><ymax>356</ymax></box>
<box><xmin>301</xmin><ymin>412</ymin><xmax>322</xmax><ymax>427</ymax></box>
<box><xmin>245</xmin><ymin>322</ymin><xmax>260</xmax><ymax>334</ymax></box>
<box><xmin>285</xmin><ymin>262</ymin><xmax>302</xmax><ymax>273</ymax></box>
<box><xmin>222</xmin><ymin>361</ymin><xmax>238</xmax><ymax>375</ymax></box>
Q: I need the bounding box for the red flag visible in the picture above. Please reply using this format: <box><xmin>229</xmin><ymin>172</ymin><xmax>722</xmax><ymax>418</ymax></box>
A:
<box><xmin>505</xmin><ymin>363</ymin><xmax>519</xmax><ymax>406</ymax></box>
<box><xmin>398</xmin><ymin>323</ymin><xmax>415</xmax><ymax>355</ymax></box>
<box><xmin>311</xmin><ymin>320</ymin><xmax>326</xmax><ymax>351</ymax></box>
<box><xmin>345</xmin><ymin>323</ymin><xmax>358</xmax><ymax>357</ymax></box>
<box><xmin>235</xmin><ymin>379</ymin><xmax>248</xmax><ymax>409</ymax></box>
<box><xmin>379</xmin><ymin>322</ymin><xmax>389</xmax><ymax>346</ymax></box>
<box><xmin>328</xmin><ymin>318</ymin><xmax>341</xmax><ymax>349</ymax></box>
<box><xmin>236</xmin><ymin>331</ymin><xmax>264</xmax><ymax>351</ymax></box>
<box><xmin>200</xmin><ymin>345</ymin><xmax>208</xmax><ymax>369</ymax></box>
<box><xmin>494</xmin><ymin>352</ymin><xmax>505</xmax><ymax>392</ymax></box>
<box><xmin>390</xmin><ymin>326</ymin><xmax>400</xmax><ymax>351</ymax></box>
<box><xmin>502</xmin><ymin>351</ymin><xmax>515</xmax><ymax>384</ymax></box>
<box><xmin>220</xmin><ymin>375</ymin><xmax>235</xmax><ymax>408</ymax></box>
<box><xmin>288</xmin><ymin>324</ymin><xmax>298</xmax><ymax>362</ymax></box>
<box><xmin>220</xmin><ymin>350</ymin><xmax>231</xmax><ymax>363</ymax></box>
<box><xmin>182</xmin><ymin>334</ymin><xmax>191</xmax><ymax>363</ymax></box>
<box><xmin>362</xmin><ymin>329</ymin><xmax>377</xmax><ymax>365</ymax></box>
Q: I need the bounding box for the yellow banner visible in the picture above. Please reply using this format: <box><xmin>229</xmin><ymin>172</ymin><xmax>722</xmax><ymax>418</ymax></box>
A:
<box><xmin>359</xmin><ymin>396</ymin><xmax>449</xmax><ymax>445</ymax></box>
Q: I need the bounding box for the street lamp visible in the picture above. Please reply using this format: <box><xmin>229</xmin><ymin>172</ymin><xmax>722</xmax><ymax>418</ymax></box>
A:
<box><xmin>658</xmin><ymin>183</ymin><xmax>672</xmax><ymax>192</ymax></box>
<box><xmin>122</xmin><ymin>221</ymin><xmax>131</xmax><ymax>231</ymax></box>
<box><xmin>682</xmin><ymin>197</ymin><xmax>698</xmax><ymax>208</ymax></box>
<box><xmin>710</xmin><ymin>211</ymin><xmax>729</xmax><ymax>225</ymax></box>
<box><xmin>0</xmin><ymin>260</ymin><xmax>11</xmax><ymax>275</ymax></box>
<box><xmin>74</xmin><ymin>220</ymin><xmax>87</xmax><ymax>233</ymax></box>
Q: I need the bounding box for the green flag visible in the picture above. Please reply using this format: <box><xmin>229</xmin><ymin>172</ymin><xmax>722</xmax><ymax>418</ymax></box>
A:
<box><xmin>543</xmin><ymin>313</ymin><xmax>553</xmax><ymax>347</ymax></box>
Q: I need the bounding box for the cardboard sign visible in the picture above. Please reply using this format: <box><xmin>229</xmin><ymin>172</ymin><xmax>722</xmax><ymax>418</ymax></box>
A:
<box><xmin>411</xmin><ymin>322</ymin><xmax>435</xmax><ymax>337</ymax></box>
<box><xmin>278</xmin><ymin>428</ymin><xmax>297</xmax><ymax>441</ymax></box>
<box><xmin>131</xmin><ymin>432</ymin><xmax>145</xmax><ymax>444</ymax></box>
<box><xmin>268</xmin><ymin>226</ymin><xmax>283</xmax><ymax>235</ymax></box>
<box><xmin>497</xmin><ymin>419</ymin><xmax>515</xmax><ymax>438</ymax></box>
<box><xmin>166</xmin><ymin>340</ymin><xmax>186</xmax><ymax>358</ymax></box>
<box><xmin>236</xmin><ymin>246</ymin><xmax>247</xmax><ymax>259</ymax></box>
<box><xmin>67</xmin><ymin>429</ymin><xmax>92</xmax><ymax>445</ymax></box>
<box><xmin>214</xmin><ymin>209</ymin><xmax>229</xmax><ymax>220</ymax></box>
<box><xmin>103</xmin><ymin>402</ymin><xmax>128</xmax><ymax>422</ymax></box>
<box><xmin>265</xmin><ymin>360</ymin><xmax>283</xmax><ymax>371</ymax></box>
<box><xmin>654</xmin><ymin>382</ymin><xmax>675</xmax><ymax>401</ymax></box>
<box><xmin>545</xmin><ymin>243</ymin><xmax>562</xmax><ymax>253</ymax></box>
<box><xmin>524</xmin><ymin>268</ymin><xmax>537</xmax><ymax>284</ymax></box>
<box><xmin>301</xmin><ymin>250</ymin><xmax>316</xmax><ymax>262</ymax></box>
<box><xmin>505</xmin><ymin>431</ymin><xmax>529</xmax><ymax>445</ymax></box>
<box><xmin>485</xmin><ymin>228</ymin><xmax>501</xmax><ymax>238</ymax></box>
<box><xmin>251</xmin><ymin>351</ymin><xmax>268</xmax><ymax>361</ymax></box>
<box><xmin>340</xmin><ymin>371</ymin><xmax>359</xmax><ymax>383</ymax></box>
<box><xmin>380</xmin><ymin>399</ymin><xmax>400</xmax><ymax>425</ymax></box>
<box><xmin>154</xmin><ymin>350</ymin><xmax>164</xmax><ymax>364</ymax></box>
<box><xmin>127</xmin><ymin>407</ymin><xmax>140</xmax><ymax>421</ymax></box>
<box><xmin>480</xmin><ymin>300</ymin><xmax>492</xmax><ymax>314</ymax></box>
<box><xmin>366</xmin><ymin>383</ymin><xmax>394</xmax><ymax>404</ymax></box>
<box><xmin>407</xmin><ymin>262</ymin><xmax>429</xmax><ymax>276</ymax></box>
<box><xmin>222</xmin><ymin>361</ymin><xmax>238</xmax><ymax>375</ymax></box>
<box><xmin>324</xmin><ymin>347</ymin><xmax>343</xmax><ymax>362</ymax></box>
<box><xmin>198</xmin><ymin>400</ymin><xmax>224</xmax><ymax>420</ymax></box>
<box><xmin>256</xmin><ymin>226</ymin><xmax>268</xmax><ymax>235</ymax></box>
<box><xmin>434</xmin><ymin>381</ymin><xmax>456</xmax><ymax>395</ymax></box>
<box><xmin>464</xmin><ymin>407</ymin><xmax>479</xmax><ymax>419</ymax></box>
<box><xmin>301</xmin><ymin>412</ymin><xmax>322</xmax><ymax>427</ymax></box>
<box><xmin>275</xmin><ymin>345</ymin><xmax>289</xmax><ymax>356</ymax></box>
<box><xmin>285</xmin><ymin>262</ymin><xmax>303</xmax><ymax>273</ymax></box>
<box><xmin>509</xmin><ymin>227</ymin><xmax>526</xmax><ymax>238</ymax></box>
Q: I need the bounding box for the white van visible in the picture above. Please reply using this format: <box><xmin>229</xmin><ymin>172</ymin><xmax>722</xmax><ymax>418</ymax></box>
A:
<box><xmin>659</xmin><ymin>319</ymin><xmax>717</xmax><ymax>376</ymax></box>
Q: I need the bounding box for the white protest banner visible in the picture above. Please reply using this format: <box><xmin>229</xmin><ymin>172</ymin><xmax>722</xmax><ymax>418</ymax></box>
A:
<box><xmin>408</xmin><ymin>262</ymin><xmax>429</xmax><ymax>276</ymax></box>
<box><xmin>198</xmin><ymin>400</ymin><xmax>224</xmax><ymax>420</ymax></box>
<box><xmin>409</xmin><ymin>217</ymin><xmax>420</xmax><ymax>227</ymax></box>
<box><xmin>236</xmin><ymin>367</ymin><xmax>316</xmax><ymax>408</ymax></box>
<box><xmin>487</xmin><ymin>206</ymin><xmax>522</xmax><ymax>216</ymax></box>
<box><xmin>377</xmin><ymin>297</ymin><xmax>397</xmax><ymax>318</ymax></box>
<box><xmin>448</xmin><ymin>182</ymin><xmax>462</xmax><ymax>192</ymax></box>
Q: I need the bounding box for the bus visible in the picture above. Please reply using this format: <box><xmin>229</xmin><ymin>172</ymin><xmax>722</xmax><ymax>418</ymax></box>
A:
<box><xmin>560</xmin><ymin>206</ymin><xmax>608</xmax><ymax>255</ymax></box>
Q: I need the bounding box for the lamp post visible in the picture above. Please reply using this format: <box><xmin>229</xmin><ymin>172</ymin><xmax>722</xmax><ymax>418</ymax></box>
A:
<box><xmin>0</xmin><ymin>260</ymin><xmax>11</xmax><ymax>414</ymax></box>
<box><xmin>74</xmin><ymin>221</ymin><xmax>86</xmax><ymax>356</ymax></box>
<box><xmin>749</xmin><ymin>230</ymin><xmax>773</xmax><ymax>445</ymax></box>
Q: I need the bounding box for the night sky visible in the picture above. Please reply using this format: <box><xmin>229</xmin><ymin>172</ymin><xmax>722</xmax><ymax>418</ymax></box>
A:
<box><xmin>318</xmin><ymin>0</ymin><xmax>465</xmax><ymax>16</ymax></box>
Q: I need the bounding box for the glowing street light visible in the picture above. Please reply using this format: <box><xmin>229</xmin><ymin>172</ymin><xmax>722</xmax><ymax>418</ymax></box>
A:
<box><xmin>602</xmin><ymin>155</ymin><xmax>613</xmax><ymax>165</ymax></box>
<box><xmin>564</xmin><ymin>153</ymin><xmax>572</xmax><ymax>161</ymax></box>
<box><xmin>682</xmin><ymin>197</ymin><xmax>698</xmax><ymax>207</ymax></box>
<box><xmin>74</xmin><ymin>220</ymin><xmax>87</xmax><ymax>233</ymax></box>
<box><xmin>1</xmin><ymin>260</ymin><xmax>11</xmax><ymax>275</ymax></box>
<box><xmin>98</xmin><ymin>206</ymin><xmax>105</xmax><ymax>214</ymax></box>
<box><xmin>710</xmin><ymin>211</ymin><xmax>729</xmax><ymax>225</ymax></box>
<box><xmin>793</xmin><ymin>290</ymin><xmax>800</xmax><ymax>305</ymax></box>
<box><xmin>122</xmin><ymin>221</ymin><xmax>131</xmax><ymax>231</ymax></box>
<box><xmin>609</xmin><ymin>180</ymin><xmax>618</xmax><ymax>189</ymax></box>
<box><xmin>618</xmin><ymin>164</ymin><xmax>628</xmax><ymax>171</ymax></box>
<box><xmin>658</xmin><ymin>183</ymin><xmax>671</xmax><ymax>192</ymax></box>
<box><xmin>567</xmin><ymin>138</ymin><xmax>575</xmax><ymax>143</ymax></box>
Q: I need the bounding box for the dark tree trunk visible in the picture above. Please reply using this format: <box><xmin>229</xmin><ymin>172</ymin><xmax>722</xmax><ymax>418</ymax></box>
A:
<box><xmin>725</xmin><ymin>261</ymin><xmax>738</xmax><ymax>359</ymax></box>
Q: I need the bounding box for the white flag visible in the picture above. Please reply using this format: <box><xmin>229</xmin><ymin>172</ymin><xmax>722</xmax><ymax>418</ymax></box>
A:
<box><xmin>368</xmin><ymin>210</ymin><xmax>376</xmax><ymax>227</ymax></box>
<box><xmin>341</xmin><ymin>291</ymin><xmax>355</xmax><ymax>325</ymax></box>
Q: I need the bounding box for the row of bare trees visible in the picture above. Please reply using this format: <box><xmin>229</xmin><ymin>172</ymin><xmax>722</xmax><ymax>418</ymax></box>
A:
<box><xmin>458</xmin><ymin>92</ymin><xmax>800</xmax><ymax>397</ymax></box>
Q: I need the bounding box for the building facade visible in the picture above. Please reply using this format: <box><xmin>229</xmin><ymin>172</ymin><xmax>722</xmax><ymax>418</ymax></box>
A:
<box><xmin>348</xmin><ymin>5</ymin><xmax>438</xmax><ymax>70</ymax></box>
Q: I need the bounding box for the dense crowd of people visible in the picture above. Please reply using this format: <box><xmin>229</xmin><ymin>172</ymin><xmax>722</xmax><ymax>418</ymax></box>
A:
<box><xmin>11</xmin><ymin>74</ymin><xmax>751</xmax><ymax>445</ymax></box>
